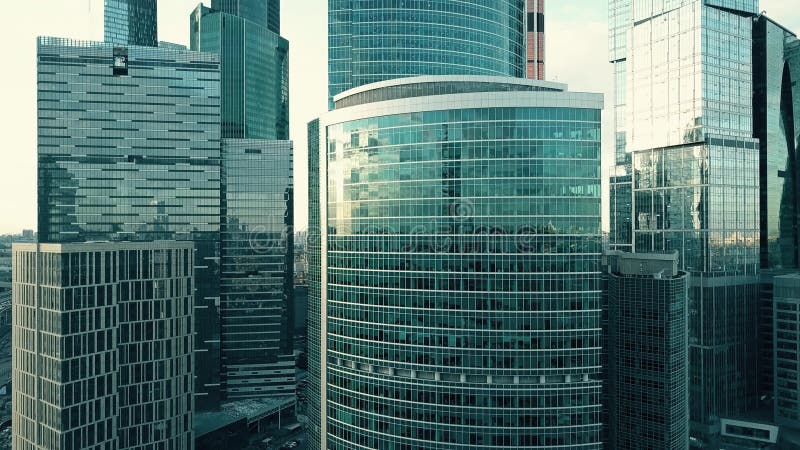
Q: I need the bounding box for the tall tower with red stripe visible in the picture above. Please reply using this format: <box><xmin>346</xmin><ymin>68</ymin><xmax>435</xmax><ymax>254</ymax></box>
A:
<box><xmin>526</xmin><ymin>0</ymin><xmax>545</xmax><ymax>79</ymax></box>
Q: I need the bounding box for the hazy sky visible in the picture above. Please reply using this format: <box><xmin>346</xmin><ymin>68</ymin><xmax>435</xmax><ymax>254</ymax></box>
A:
<box><xmin>0</xmin><ymin>0</ymin><xmax>797</xmax><ymax>234</ymax></box>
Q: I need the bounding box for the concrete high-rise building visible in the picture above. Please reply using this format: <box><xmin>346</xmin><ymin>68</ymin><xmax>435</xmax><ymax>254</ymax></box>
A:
<box><xmin>313</xmin><ymin>75</ymin><xmax>603</xmax><ymax>449</ymax></box>
<box><xmin>607</xmin><ymin>2</ymin><xmax>763</xmax><ymax>445</ymax></box>
<box><xmin>604</xmin><ymin>252</ymin><xmax>690</xmax><ymax>450</ymax></box>
<box><xmin>327</xmin><ymin>0</ymin><xmax>527</xmax><ymax>106</ymax></box>
<box><xmin>526</xmin><ymin>0</ymin><xmax>545</xmax><ymax>79</ymax></box>
<box><xmin>104</xmin><ymin>0</ymin><xmax>158</xmax><ymax>47</ymax></box>
<box><xmin>191</xmin><ymin>1</ymin><xmax>289</xmax><ymax>140</ymax></box>
<box><xmin>12</xmin><ymin>242</ymin><xmax>194</xmax><ymax>450</ymax></box>
<box><xmin>220</xmin><ymin>139</ymin><xmax>295</xmax><ymax>399</ymax></box>
<box><xmin>191</xmin><ymin>1</ymin><xmax>295</xmax><ymax>401</ymax></box>
<box><xmin>36</xmin><ymin>37</ymin><xmax>223</xmax><ymax>410</ymax></box>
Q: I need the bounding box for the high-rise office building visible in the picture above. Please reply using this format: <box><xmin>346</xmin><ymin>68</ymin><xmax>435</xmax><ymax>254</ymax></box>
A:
<box><xmin>191</xmin><ymin>2</ymin><xmax>289</xmax><ymax>140</ymax></box>
<box><xmin>327</xmin><ymin>0</ymin><xmax>527</xmax><ymax>105</ymax></box>
<box><xmin>220</xmin><ymin>139</ymin><xmax>295</xmax><ymax>399</ymax></box>
<box><xmin>607</xmin><ymin>0</ymin><xmax>632</xmax><ymax>253</ymax></box>
<box><xmin>773</xmin><ymin>274</ymin><xmax>800</xmax><ymax>431</ymax></box>
<box><xmin>191</xmin><ymin>1</ymin><xmax>294</xmax><ymax>401</ymax></box>
<box><xmin>36</xmin><ymin>37</ymin><xmax>223</xmax><ymax>410</ymax></box>
<box><xmin>12</xmin><ymin>242</ymin><xmax>194</xmax><ymax>450</ymax></box>
<box><xmin>306</xmin><ymin>118</ymin><xmax>322</xmax><ymax>450</ymax></box>
<box><xmin>604</xmin><ymin>252</ymin><xmax>690</xmax><ymax>450</ymax></box>
<box><xmin>753</xmin><ymin>15</ymin><xmax>800</xmax><ymax>404</ymax></box>
<box><xmin>526</xmin><ymin>0</ymin><xmax>545</xmax><ymax>79</ymax></box>
<box><xmin>313</xmin><ymin>75</ymin><xmax>603</xmax><ymax>449</ymax></box>
<box><xmin>608</xmin><ymin>2</ymin><xmax>763</xmax><ymax>445</ymax></box>
<box><xmin>104</xmin><ymin>0</ymin><xmax>158</xmax><ymax>47</ymax></box>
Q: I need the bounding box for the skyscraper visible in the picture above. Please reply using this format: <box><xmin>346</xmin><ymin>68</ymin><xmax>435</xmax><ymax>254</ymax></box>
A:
<box><xmin>104</xmin><ymin>0</ymin><xmax>158</xmax><ymax>47</ymax></box>
<box><xmin>608</xmin><ymin>2</ymin><xmax>763</xmax><ymax>445</ymax></box>
<box><xmin>753</xmin><ymin>15</ymin><xmax>800</xmax><ymax>405</ymax></box>
<box><xmin>191</xmin><ymin>2</ymin><xmax>289</xmax><ymax>140</ymax></box>
<box><xmin>315</xmin><ymin>75</ymin><xmax>603</xmax><ymax>449</ymax></box>
<box><xmin>526</xmin><ymin>0</ymin><xmax>545</xmax><ymax>79</ymax></box>
<box><xmin>191</xmin><ymin>0</ymin><xmax>294</xmax><ymax>401</ymax></box>
<box><xmin>773</xmin><ymin>274</ymin><xmax>800</xmax><ymax>433</ymax></box>
<box><xmin>327</xmin><ymin>0</ymin><xmax>527</xmax><ymax>105</ymax></box>
<box><xmin>12</xmin><ymin>242</ymin><xmax>195</xmax><ymax>450</ymax></box>
<box><xmin>306</xmin><ymin>118</ymin><xmax>323</xmax><ymax>450</ymax></box>
<box><xmin>36</xmin><ymin>36</ymin><xmax>223</xmax><ymax>410</ymax></box>
<box><xmin>605</xmin><ymin>252</ymin><xmax>690</xmax><ymax>450</ymax></box>
<box><xmin>220</xmin><ymin>139</ymin><xmax>295</xmax><ymax>399</ymax></box>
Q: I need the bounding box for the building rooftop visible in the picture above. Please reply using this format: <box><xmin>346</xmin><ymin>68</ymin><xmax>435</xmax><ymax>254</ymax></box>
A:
<box><xmin>12</xmin><ymin>241</ymin><xmax>194</xmax><ymax>253</ymax></box>
<box><xmin>194</xmin><ymin>396</ymin><xmax>295</xmax><ymax>438</ymax></box>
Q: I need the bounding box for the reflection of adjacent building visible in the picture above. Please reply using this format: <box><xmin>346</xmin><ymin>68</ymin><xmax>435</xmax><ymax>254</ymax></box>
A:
<box><xmin>754</xmin><ymin>16</ymin><xmax>800</xmax><ymax>407</ymax></box>
<box><xmin>36</xmin><ymin>36</ymin><xmax>224</xmax><ymax>410</ymax></box>
<box><xmin>315</xmin><ymin>76</ymin><xmax>604</xmax><ymax>448</ymax></box>
<box><xmin>12</xmin><ymin>242</ymin><xmax>195</xmax><ymax>449</ymax></box>
<box><xmin>191</xmin><ymin>1</ymin><xmax>295</xmax><ymax>403</ymax></box>
<box><xmin>607</xmin><ymin>2</ymin><xmax>783</xmax><ymax>446</ymax></box>
<box><xmin>220</xmin><ymin>140</ymin><xmax>295</xmax><ymax>400</ymax></box>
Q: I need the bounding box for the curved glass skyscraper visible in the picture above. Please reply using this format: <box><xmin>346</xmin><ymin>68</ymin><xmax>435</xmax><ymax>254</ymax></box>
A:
<box><xmin>316</xmin><ymin>76</ymin><xmax>604</xmax><ymax>449</ymax></box>
<box><xmin>328</xmin><ymin>0</ymin><xmax>526</xmax><ymax>104</ymax></box>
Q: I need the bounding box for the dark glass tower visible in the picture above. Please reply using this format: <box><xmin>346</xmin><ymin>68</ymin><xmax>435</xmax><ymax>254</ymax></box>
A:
<box><xmin>327</xmin><ymin>0</ymin><xmax>526</xmax><ymax>105</ymax></box>
<box><xmin>191</xmin><ymin>1</ymin><xmax>294</xmax><ymax>400</ymax></box>
<box><xmin>605</xmin><ymin>252</ymin><xmax>690</xmax><ymax>450</ymax></box>
<box><xmin>36</xmin><ymin>37</ymin><xmax>223</xmax><ymax>410</ymax></box>
<box><xmin>191</xmin><ymin>2</ymin><xmax>289</xmax><ymax>140</ymax></box>
<box><xmin>220</xmin><ymin>139</ymin><xmax>295</xmax><ymax>399</ymax></box>
<box><xmin>752</xmin><ymin>15</ymin><xmax>800</xmax><ymax>409</ymax></box>
<box><xmin>318</xmin><ymin>76</ymin><xmax>604</xmax><ymax>449</ymax></box>
<box><xmin>104</xmin><ymin>0</ymin><xmax>158</xmax><ymax>47</ymax></box>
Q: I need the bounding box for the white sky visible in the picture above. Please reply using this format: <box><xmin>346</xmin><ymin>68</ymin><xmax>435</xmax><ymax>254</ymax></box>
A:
<box><xmin>0</xmin><ymin>0</ymin><xmax>797</xmax><ymax>234</ymax></box>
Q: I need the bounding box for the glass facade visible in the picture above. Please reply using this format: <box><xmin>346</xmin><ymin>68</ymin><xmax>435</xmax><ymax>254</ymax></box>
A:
<box><xmin>608</xmin><ymin>1</ymin><xmax>764</xmax><ymax>445</ymax></box>
<box><xmin>104</xmin><ymin>0</ymin><xmax>158</xmax><ymax>47</ymax></box>
<box><xmin>36</xmin><ymin>37</ymin><xmax>223</xmax><ymax>410</ymax></box>
<box><xmin>306</xmin><ymin>119</ymin><xmax>323</xmax><ymax>450</ymax></box>
<box><xmin>328</xmin><ymin>0</ymin><xmax>526</xmax><ymax>106</ymax></box>
<box><xmin>12</xmin><ymin>242</ymin><xmax>194</xmax><ymax>450</ymax></box>
<box><xmin>606</xmin><ymin>253</ymin><xmax>689</xmax><ymax>450</ymax></box>
<box><xmin>754</xmin><ymin>18</ymin><xmax>800</xmax><ymax>270</ymax></box>
<box><xmin>220</xmin><ymin>139</ymin><xmax>295</xmax><ymax>399</ymax></box>
<box><xmin>319</xmin><ymin>77</ymin><xmax>604</xmax><ymax>449</ymax></box>
<box><xmin>191</xmin><ymin>3</ymin><xmax>289</xmax><ymax>140</ymax></box>
<box><xmin>210</xmin><ymin>0</ymin><xmax>281</xmax><ymax>34</ymax></box>
<box><xmin>608</xmin><ymin>0</ymin><xmax>632</xmax><ymax>251</ymax></box>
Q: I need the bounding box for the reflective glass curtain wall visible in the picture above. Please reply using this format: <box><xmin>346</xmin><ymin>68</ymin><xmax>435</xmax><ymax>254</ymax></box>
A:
<box><xmin>613</xmin><ymin>1</ymin><xmax>762</xmax><ymax>446</ymax></box>
<box><xmin>220</xmin><ymin>140</ymin><xmax>295</xmax><ymax>399</ymax></box>
<box><xmin>36</xmin><ymin>38</ymin><xmax>223</xmax><ymax>410</ymax></box>
<box><xmin>320</xmin><ymin>78</ymin><xmax>604</xmax><ymax>449</ymax></box>
<box><xmin>191</xmin><ymin>3</ymin><xmax>289</xmax><ymax>140</ymax></box>
<box><xmin>104</xmin><ymin>0</ymin><xmax>158</xmax><ymax>47</ymax></box>
<box><xmin>327</xmin><ymin>0</ymin><xmax>526</xmax><ymax>107</ymax></box>
<box><xmin>608</xmin><ymin>0</ymin><xmax>632</xmax><ymax>251</ymax></box>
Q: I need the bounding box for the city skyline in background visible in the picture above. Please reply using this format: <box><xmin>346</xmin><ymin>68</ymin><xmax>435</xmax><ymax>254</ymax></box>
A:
<box><xmin>3</xmin><ymin>0</ymin><xmax>796</xmax><ymax>234</ymax></box>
